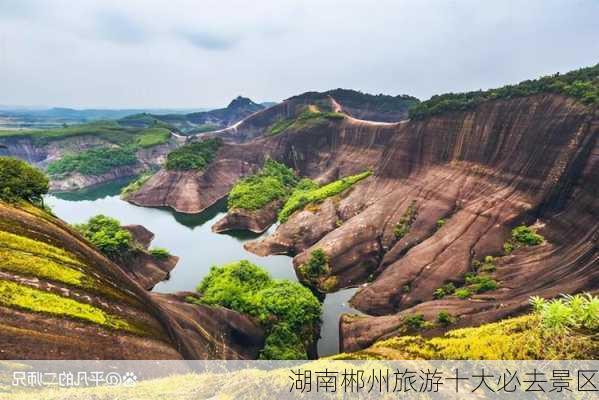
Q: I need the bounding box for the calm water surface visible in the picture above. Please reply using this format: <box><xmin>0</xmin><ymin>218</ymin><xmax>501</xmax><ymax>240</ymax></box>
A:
<box><xmin>46</xmin><ymin>178</ymin><xmax>361</xmax><ymax>357</ymax></box>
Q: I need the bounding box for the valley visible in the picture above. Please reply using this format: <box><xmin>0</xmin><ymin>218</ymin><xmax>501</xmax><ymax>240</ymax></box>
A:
<box><xmin>0</xmin><ymin>66</ymin><xmax>597</xmax><ymax>360</ymax></box>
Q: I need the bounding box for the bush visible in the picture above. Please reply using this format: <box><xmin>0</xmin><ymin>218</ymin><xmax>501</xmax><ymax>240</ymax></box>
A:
<box><xmin>434</xmin><ymin>282</ymin><xmax>456</xmax><ymax>299</ymax></box>
<box><xmin>455</xmin><ymin>288</ymin><xmax>471</xmax><ymax>299</ymax></box>
<box><xmin>437</xmin><ymin>311</ymin><xmax>456</xmax><ymax>325</ymax></box>
<box><xmin>165</xmin><ymin>138</ymin><xmax>222</xmax><ymax>171</ymax></box>
<box><xmin>278</xmin><ymin>171</ymin><xmax>371</xmax><ymax>222</ymax></box>
<box><xmin>75</xmin><ymin>215</ymin><xmax>133</xmax><ymax>257</ymax></box>
<box><xmin>191</xmin><ymin>260</ymin><xmax>322</xmax><ymax>359</ymax></box>
<box><xmin>149</xmin><ymin>248</ymin><xmax>171</xmax><ymax>260</ymax></box>
<box><xmin>511</xmin><ymin>225</ymin><xmax>544</xmax><ymax>246</ymax></box>
<box><xmin>504</xmin><ymin>225</ymin><xmax>544</xmax><ymax>254</ymax></box>
<box><xmin>299</xmin><ymin>249</ymin><xmax>329</xmax><ymax>280</ymax></box>
<box><xmin>530</xmin><ymin>293</ymin><xmax>599</xmax><ymax>333</ymax></box>
<box><xmin>228</xmin><ymin>159</ymin><xmax>298</xmax><ymax>211</ymax></box>
<box><xmin>465</xmin><ymin>274</ymin><xmax>498</xmax><ymax>293</ymax></box>
<box><xmin>405</xmin><ymin>314</ymin><xmax>426</xmax><ymax>329</ymax></box>
<box><xmin>259</xmin><ymin>323</ymin><xmax>307</xmax><ymax>360</ymax></box>
<box><xmin>47</xmin><ymin>147</ymin><xmax>137</xmax><ymax>177</ymax></box>
<box><xmin>436</xmin><ymin>218</ymin><xmax>446</xmax><ymax>230</ymax></box>
<box><xmin>0</xmin><ymin>157</ymin><xmax>49</xmax><ymax>204</ymax></box>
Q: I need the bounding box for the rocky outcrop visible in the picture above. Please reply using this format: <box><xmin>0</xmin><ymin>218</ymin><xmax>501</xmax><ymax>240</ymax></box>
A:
<box><xmin>129</xmin><ymin>92</ymin><xmax>598</xmax><ymax>354</ymax></box>
<box><xmin>119</xmin><ymin>225</ymin><xmax>179</xmax><ymax>290</ymax></box>
<box><xmin>127</xmin><ymin>150</ymin><xmax>261</xmax><ymax>214</ymax></box>
<box><xmin>0</xmin><ymin>202</ymin><xmax>264</xmax><ymax>359</ymax></box>
<box><xmin>49</xmin><ymin>164</ymin><xmax>144</xmax><ymax>192</ymax></box>
<box><xmin>212</xmin><ymin>200</ymin><xmax>282</xmax><ymax>234</ymax></box>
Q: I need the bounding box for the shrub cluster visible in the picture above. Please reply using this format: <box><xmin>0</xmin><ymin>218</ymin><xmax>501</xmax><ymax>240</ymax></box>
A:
<box><xmin>47</xmin><ymin>147</ymin><xmax>137</xmax><ymax>177</ymax></box>
<box><xmin>75</xmin><ymin>215</ymin><xmax>133</xmax><ymax>258</ymax></box>
<box><xmin>504</xmin><ymin>225</ymin><xmax>544</xmax><ymax>254</ymax></box>
<box><xmin>278</xmin><ymin>171</ymin><xmax>371</xmax><ymax>222</ymax></box>
<box><xmin>165</xmin><ymin>138</ymin><xmax>222</xmax><ymax>171</ymax></box>
<box><xmin>120</xmin><ymin>172</ymin><xmax>154</xmax><ymax>197</ymax></box>
<box><xmin>409</xmin><ymin>64</ymin><xmax>599</xmax><ymax>119</ymax></box>
<box><xmin>228</xmin><ymin>159</ymin><xmax>298</xmax><ymax>211</ymax></box>
<box><xmin>433</xmin><ymin>282</ymin><xmax>456</xmax><ymax>299</ymax></box>
<box><xmin>190</xmin><ymin>260</ymin><xmax>322</xmax><ymax>360</ymax></box>
<box><xmin>530</xmin><ymin>293</ymin><xmax>598</xmax><ymax>333</ymax></box>
<box><xmin>0</xmin><ymin>157</ymin><xmax>49</xmax><ymax>204</ymax></box>
<box><xmin>149</xmin><ymin>248</ymin><xmax>171</xmax><ymax>260</ymax></box>
<box><xmin>298</xmin><ymin>249</ymin><xmax>329</xmax><ymax>281</ymax></box>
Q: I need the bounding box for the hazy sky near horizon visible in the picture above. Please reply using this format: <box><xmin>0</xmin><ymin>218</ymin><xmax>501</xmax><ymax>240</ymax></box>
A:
<box><xmin>0</xmin><ymin>0</ymin><xmax>597</xmax><ymax>108</ymax></box>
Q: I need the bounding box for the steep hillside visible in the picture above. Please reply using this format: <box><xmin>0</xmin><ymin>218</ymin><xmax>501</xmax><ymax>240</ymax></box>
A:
<box><xmin>0</xmin><ymin>200</ymin><xmax>264</xmax><ymax>359</ymax></box>
<box><xmin>127</xmin><ymin>65</ymin><xmax>598</xmax><ymax>354</ymax></box>
<box><xmin>134</xmin><ymin>96</ymin><xmax>266</xmax><ymax>134</ymax></box>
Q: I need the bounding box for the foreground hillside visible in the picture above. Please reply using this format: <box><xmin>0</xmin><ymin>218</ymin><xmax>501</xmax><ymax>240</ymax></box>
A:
<box><xmin>0</xmin><ymin>198</ymin><xmax>265</xmax><ymax>359</ymax></box>
<box><xmin>127</xmin><ymin>65</ymin><xmax>599</xmax><ymax>354</ymax></box>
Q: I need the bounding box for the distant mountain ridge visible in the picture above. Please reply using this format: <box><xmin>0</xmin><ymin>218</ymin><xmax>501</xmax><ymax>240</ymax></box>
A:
<box><xmin>123</xmin><ymin>96</ymin><xmax>267</xmax><ymax>134</ymax></box>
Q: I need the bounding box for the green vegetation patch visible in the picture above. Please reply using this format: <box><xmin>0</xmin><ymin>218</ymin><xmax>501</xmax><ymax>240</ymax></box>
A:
<box><xmin>0</xmin><ymin>157</ymin><xmax>49</xmax><ymax>204</ymax></box>
<box><xmin>228</xmin><ymin>159</ymin><xmax>298</xmax><ymax>211</ymax></box>
<box><xmin>394</xmin><ymin>201</ymin><xmax>418</xmax><ymax>239</ymax></box>
<box><xmin>135</xmin><ymin>128</ymin><xmax>171</xmax><ymax>148</ymax></box>
<box><xmin>0</xmin><ymin>230</ymin><xmax>84</xmax><ymax>267</ymax></box>
<box><xmin>120</xmin><ymin>172</ymin><xmax>154</xmax><ymax>197</ymax></box>
<box><xmin>165</xmin><ymin>138</ymin><xmax>222</xmax><ymax>171</ymax></box>
<box><xmin>504</xmin><ymin>225</ymin><xmax>544</xmax><ymax>254</ymax></box>
<box><xmin>188</xmin><ymin>260</ymin><xmax>322</xmax><ymax>360</ymax></box>
<box><xmin>149</xmin><ymin>248</ymin><xmax>171</xmax><ymax>260</ymax></box>
<box><xmin>47</xmin><ymin>147</ymin><xmax>137</xmax><ymax>177</ymax></box>
<box><xmin>0</xmin><ymin>280</ymin><xmax>145</xmax><ymax>335</ymax></box>
<box><xmin>75</xmin><ymin>215</ymin><xmax>133</xmax><ymax>258</ymax></box>
<box><xmin>297</xmin><ymin>249</ymin><xmax>336</xmax><ymax>291</ymax></box>
<box><xmin>0</xmin><ymin>248</ymin><xmax>84</xmax><ymax>287</ymax></box>
<box><xmin>278</xmin><ymin>171</ymin><xmax>371</xmax><ymax>222</ymax></box>
<box><xmin>267</xmin><ymin>107</ymin><xmax>345</xmax><ymax>136</ymax></box>
<box><xmin>530</xmin><ymin>293</ymin><xmax>598</xmax><ymax>333</ymax></box>
<box><xmin>409</xmin><ymin>63</ymin><xmax>599</xmax><ymax>119</ymax></box>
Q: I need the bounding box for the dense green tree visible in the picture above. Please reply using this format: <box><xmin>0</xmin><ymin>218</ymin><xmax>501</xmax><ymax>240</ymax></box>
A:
<box><xmin>0</xmin><ymin>157</ymin><xmax>49</xmax><ymax>204</ymax></box>
<box><xmin>75</xmin><ymin>215</ymin><xmax>133</xmax><ymax>257</ymax></box>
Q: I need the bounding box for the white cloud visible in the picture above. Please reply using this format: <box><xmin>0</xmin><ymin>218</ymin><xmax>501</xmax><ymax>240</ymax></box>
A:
<box><xmin>0</xmin><ymin>0</ymin><xmax>597</xmax><ymax>108</ymax></box>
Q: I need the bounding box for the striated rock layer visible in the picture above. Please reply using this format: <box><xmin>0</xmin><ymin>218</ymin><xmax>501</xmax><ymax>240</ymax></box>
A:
<box><xmin>130</xmin><ymin>93</ymin><xmax>598</xmax><ymax>353</ymax></box>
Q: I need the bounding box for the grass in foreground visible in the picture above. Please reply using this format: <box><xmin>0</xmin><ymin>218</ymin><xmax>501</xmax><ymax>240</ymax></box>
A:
<box><xmin>334</xmin><ymin>293</ymin><xmax>599</xmax><ymax>360</ymax></box>
<box><xmin>0</xmin><ymin>280</ymin><xmax>145</xmax><ymax>335</ymax></box>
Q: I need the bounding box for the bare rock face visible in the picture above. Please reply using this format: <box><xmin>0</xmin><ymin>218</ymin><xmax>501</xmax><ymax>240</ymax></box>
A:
<box><xmin>127</xmin><ymin>156</ymin><xmax>260</xmax><ymax>214</ymax></box>
<box><xmin>116</xmin><ymin>225</ymin><xmax>179</xmax><ymax>290</ymax></box>
<box><xmin>152</xmin><ymin>292</ymin><xmax>265</xmax><ymax>359</ymax></box>
<box><xmin>212</xmin><ymin>200</ymin><xmax>282</xmax><ymax>234</ymax></box>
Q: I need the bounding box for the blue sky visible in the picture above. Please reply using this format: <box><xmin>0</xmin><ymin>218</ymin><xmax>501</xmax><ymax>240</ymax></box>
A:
<box><xmin>0</xmin><ymin>0</ymin><xmax>597</xmax><ymax>108</ymax></box>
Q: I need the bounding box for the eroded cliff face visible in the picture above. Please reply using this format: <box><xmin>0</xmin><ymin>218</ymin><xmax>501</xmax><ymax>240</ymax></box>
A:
<box><xmin>127</xmin><ymin>93</ymin><xmax>598</xmax><ymax>353</ymax></box>
<box><xmin>0</xmin><ymin>202</ymin><xmax>264</xmax><ymax>359</ymax></box>
<box><xmin>0</xmin><ymin>136</ymin><xmax>178</xmax><ymax>192</ymax></box>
